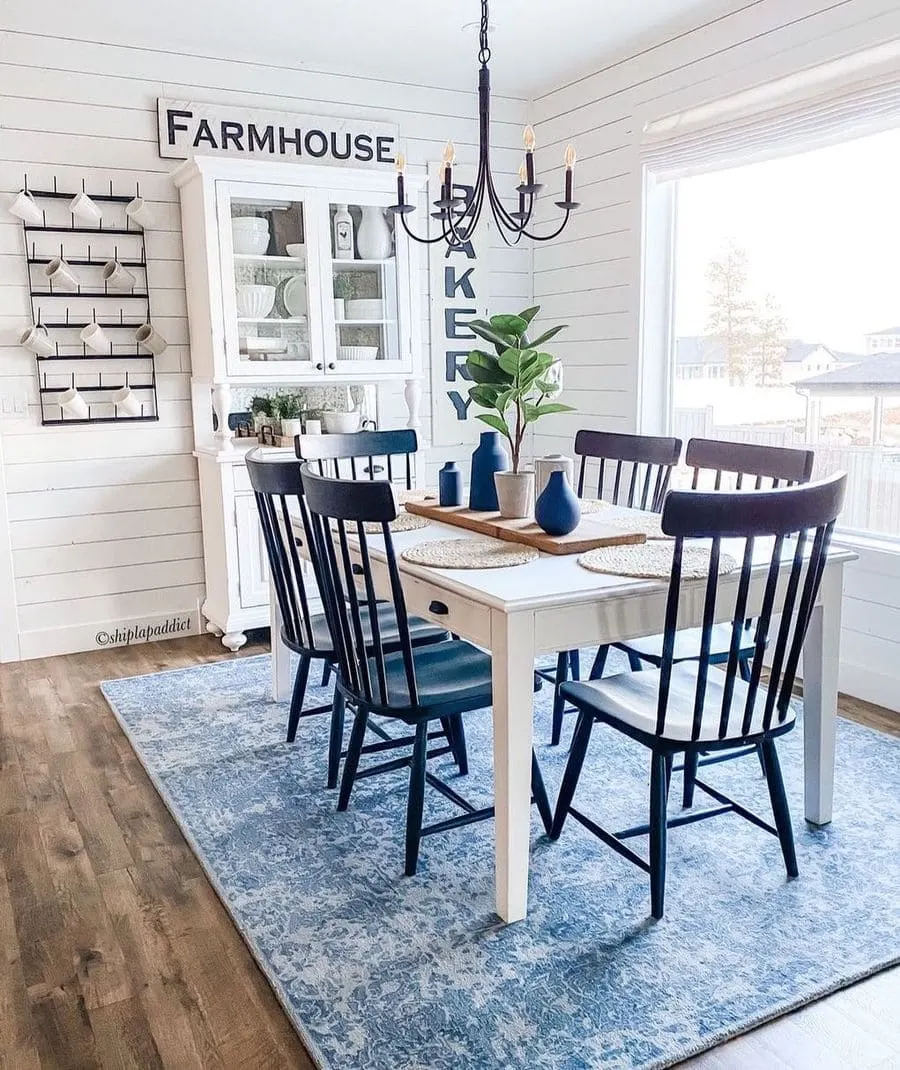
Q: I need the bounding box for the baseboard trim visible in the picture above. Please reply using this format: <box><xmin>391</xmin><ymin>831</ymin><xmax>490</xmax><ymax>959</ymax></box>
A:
<box><xmin>839</xmin><ymin>661</ymin><xmax>900</xmax><ymax>715</ymax></box>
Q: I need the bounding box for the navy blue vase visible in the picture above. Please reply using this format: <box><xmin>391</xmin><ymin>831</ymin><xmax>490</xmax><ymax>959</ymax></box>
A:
<box><xmin>438</xmin><ymin>461</ymin><xmax>463</xmax><ymax>506</ymax></box>
<box><xmin>535</xmin><ymin>469</ymin><xmax>581</xmax><ymax>536</ymax></box>
<box><xmin>468</xmin><ymin>431</ymin><xmax>509</xmax><ymax>511</ymax></box>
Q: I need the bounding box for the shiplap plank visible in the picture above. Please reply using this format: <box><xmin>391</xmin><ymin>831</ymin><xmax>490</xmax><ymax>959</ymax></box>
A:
<box><xmin>3</xmin><ymin>454</ymin><xmax>197</xmax><ymax>494</ymax></box>
<box><xmin>14</xmin><ymin>531</ymin><xmax>203</xmax><ymax>578</ymax></box>
<box><xmin>10</xmin><ymin>506</ymin><xmax>201</xmax><ymax>551</ymax></box>
<box><xmin>7</xmin><ymin>480</ymin><xmax>199</xmax><ymax>522</ymax></box>
<box><xmin>17</xmin><ymin>584</ymin><xmax>205</xmax><ymax>631</ymax></box>
<box><xmin>16</xmin><ymin>558</ymin><xmax>204</xmax><ymax>606</ymax></box>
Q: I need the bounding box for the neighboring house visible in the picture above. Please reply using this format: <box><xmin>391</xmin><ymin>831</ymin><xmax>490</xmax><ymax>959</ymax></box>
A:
<box><xmin>864</xmin><ymin>326</ymin><xmax>900</xmax><ymax>354</ymax></box>
<box><xmin>675</xmin><ymin>336</ymin><xmax>863</xmax><ymax>383</ymax></box>
<box><xmin>795</xmin><ymin>352</ymin><xmax>900</xmax><ymax>444</ymax></box>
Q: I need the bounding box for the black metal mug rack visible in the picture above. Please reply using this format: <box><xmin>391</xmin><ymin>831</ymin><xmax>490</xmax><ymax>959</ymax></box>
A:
<box><xmin>17</xmin><ymin>175</ymin><xmax>161</xmax><ymax>426</ymax></box>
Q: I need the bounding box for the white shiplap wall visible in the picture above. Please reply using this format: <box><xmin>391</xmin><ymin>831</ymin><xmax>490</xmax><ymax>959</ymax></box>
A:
<box><xmin>0</xmin><ymin>31</ymin><xmax>530</xmax><ymax>660</ymax></box>
<box><xmin>530</xmin><ymin>0</ymin><xmax>900</xmax><ymax>712</ymax></box>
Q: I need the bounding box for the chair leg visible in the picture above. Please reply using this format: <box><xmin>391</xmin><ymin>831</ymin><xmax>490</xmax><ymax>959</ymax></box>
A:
<box><xmin>286</xmin><ymin>654</ymin><xmax>311</xmax><ymax>743</ymax></box>
<box><xmin>404</xmin><ymin>722</ymin><xmax>429</xmax><ymax>876</ymax></box>
<box><xmin>761</xmin><ymin>738</ymin><xmax>799</xmax><ymax>879</ymax></box>
<box><xmin>682</xmin><ymin>749</ymin><xmax>699</xmax><ymax>808</ymax></box>
<box><xmin>649</xmin><ymin>751</ymin><xmax>669</xmax><ymax>919</ymax></box>
<box><xmin>326</xmin><ymin>689</ymin><xmax>346</xmax><ymax>789</ymax></box>
<box><xmin>337</xmin><ymin>705</ymin><xmax>369</xmax><ymax>812</ymax></box>
<box><xmin>530</xmin><ymin>752</ymin><xmax>553</xmax><ymax>834</ymax></box>
<box><xmin>589</xmin><ymin>645</ymin><xmax>609</xmax><ymax>680</ymax></box>
<box><xmin>550</xmin><ymin>650</ymin><xmax>570</xmax><ymax>746</ymax></box>
<box><xmin>549</xmin><ymin>710</ymin><xmax>595</xmax><ymax>839</ymax></box>
<box><xmin>569</xmin><ymin>649</ymin><xmax>581</xmax><ymax>681</ymax></box>
<box><xmin>441</xmin><ymin>715</ymin><xmax>468</xmax><ymax>776</ymax></box>
<box><xmin>627</xmin><ymin>650</ymin><xmax>644</xmax><ymax>673</ymax></box>
<box><xmin>664</xmin><ymin>752</ymin><xmax>673</xmax><ymax>794</ymax></box>
<box><xmin>320</xmin><ymin>661</ymin><xmax>333</xmax><ymax>688</ymax></box>
<box><xmin>756</xmin><ymin>743</ymin><xmax>768</xmax><ymax>777</ymax></box>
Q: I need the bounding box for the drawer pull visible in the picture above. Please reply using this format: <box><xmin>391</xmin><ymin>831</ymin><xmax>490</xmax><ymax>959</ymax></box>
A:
<box><xmin>428</xmin><ymin>599</ymin><xmax>449</xmax><ymax>616</ymax></box>
<box><xmin>352</xmin><ymin>563</ymin><xmax>364</xmax><ymax>576</ymax></box>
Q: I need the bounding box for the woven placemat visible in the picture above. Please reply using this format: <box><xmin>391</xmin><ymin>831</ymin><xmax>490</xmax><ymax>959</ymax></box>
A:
<box><xmin>579</xmin><ymin>498</ymin><xmax>606</xmax><ymax>514</ymax></box>
<box><xmin>393</xmin><ymin>488</ymin><xmax>437</xmax><ymax>505</ymax></box>
<box><xmin>590</xmin><ymin>506</ymin><xmax>669</xmax><ymax>540</ymax></box>
<box><xmin>362</xmin><ymin>512</ymin><xmax>430</xmax><ymax>534</ymax></box>
<box><xmin>578</xmin><ymin>543</ymin><xmax>738</xmax><ymax>579</ymax></box>
<box><xmin>402</xmin><ymin>537</ymin><xmax>538</xmax><ymax>569</ymax></box>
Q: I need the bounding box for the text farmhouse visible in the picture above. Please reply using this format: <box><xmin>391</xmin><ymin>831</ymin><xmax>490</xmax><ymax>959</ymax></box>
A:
<box><xmin>157</xmin><ymin>99</ymin><xmax>398</xmax><ymax>168</ymax></box>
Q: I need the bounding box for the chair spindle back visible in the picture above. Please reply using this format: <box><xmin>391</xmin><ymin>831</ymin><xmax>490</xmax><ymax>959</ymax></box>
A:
<box><xmin>655</xmin><ymin>473</ymin><xmax>846</xmax><ymax>741</ymax></box>
<box><xmin>686</xmin><ymin>437</ymin><xmax>815</xmax><ymax>491</ymax></box>
<box><xmin>300</xmin><ymin>466</ymin><xmax>418</xmax><ymax>710</ymax></box>
<box><xmin>574</xmin><ymin>430</ymin><xmax>682</xmax><ymax>512</ymax></box>
<box><xmin>296</xmin><ymin>429</ymin><xmax>417</xmax><ymax>489</ymax></box>
<box><xmin>245</xmin><ymin>451</ymin><xmax>317</xmax><ymax>651</ymax></box>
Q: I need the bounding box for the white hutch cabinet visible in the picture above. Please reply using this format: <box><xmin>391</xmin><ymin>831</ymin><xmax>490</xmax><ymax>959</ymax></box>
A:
<box><xmin>173</xmin><ymin>156</ymin><xmax>424</xmax><ymax>650</ymax></box>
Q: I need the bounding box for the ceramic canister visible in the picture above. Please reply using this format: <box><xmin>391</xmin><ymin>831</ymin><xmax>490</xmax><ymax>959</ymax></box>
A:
<box><xmin>534</xmin><ymin>454</ymin><xmax>575</xmax><ymax>498</ymax></box>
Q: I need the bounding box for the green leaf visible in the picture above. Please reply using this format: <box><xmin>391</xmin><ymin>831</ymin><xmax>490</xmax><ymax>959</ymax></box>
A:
<box><xmin>497</xmin><ymin>347</ymin><xmax>523</xmax><ymax>378</ymax></box>
<box><xmin>466</xmin><ymin>350</ymin><xmax>512</xmax><ymax>385</ymax></box>
<box><xmin>525</xmin><ymin>402</ymin><xmax>575</xmax><ymax>423</ymax></box>
<box><xmin>469</xmin><ymin>319</ymin><xmax>517</xmax><ymax>351</ymax></box>
<box><xmin>495</xmin><ymin>388</ymin><xmax>515</xmax><ymax>412</ymax></box>
<box><xmin>489</xmin><ymin>314</ymin><xmax>529</xmax><ymax>337</ymax></box>
<box><xmin>476</xmin><ymin>412</ymin><xmax>512</xmax><ymax>437</ymax></box>
<box><xmin>519</xmin><ymin>305</ymin><xmax>541</xmax><ymax>325</ymax></box>
<box><xmin>527</xmin><ymin>324</ymin><xmax>567</xmax><ymax>348</ymax></box>
<box><xmin>468</xmin><ymin>384</ymin><xmax>501</xmax><ymax>408</ymax></box>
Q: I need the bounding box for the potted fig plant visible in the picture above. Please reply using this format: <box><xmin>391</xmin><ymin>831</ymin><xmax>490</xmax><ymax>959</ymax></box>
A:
<box><xmin>466</xmin><ymin>306</ymin><xmax>573</xmax><ymax>518</ymax></box>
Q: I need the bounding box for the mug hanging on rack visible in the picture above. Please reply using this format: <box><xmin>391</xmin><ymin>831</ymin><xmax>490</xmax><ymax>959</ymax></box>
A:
<box><xmin>112</xmin><ymin>386</ymin><xmax>142</xmax><ymax>416</ymax></box>
<box><xmin>102</xmin><ymin>259</ymin><xmax>136</xmax><ymax>291</ymax></box>
<box><xmin>135</xmin><ymin>323</ymin><xmax>167</xmax><ymax>355</ymax></box>
<box><xmin>81</xmin><ymin>322</ymin><xmax>112</xmax><ymax>354</ymax></box>
<box><xmin>44</xmin><ymin>257</ymin><xmax>80</xmax><ymax>291</ymax></box>
<box><xmin>8</xmin><ymin>189</ymin><xmax>43</xmax><ymax>224</ymax></box>
<box><xmin>70</xmin><ymin>192</ymin><xmax>102</xmax><ymax>225</ymax></box>
<box><xmin>59</xmin><ymin>387</ymin><xmax>89</xmax><ymax>419</ymax></box>
<box><xmin>18</xmin><ymin>324</ymin><xmax>54</xmax><ymax>357</ymax></box>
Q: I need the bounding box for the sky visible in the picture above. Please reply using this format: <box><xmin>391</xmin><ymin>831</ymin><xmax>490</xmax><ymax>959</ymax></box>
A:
<box><xmin>674</xmin><ymin>126</ymin><xmax>900</xmax><ymax>353</ymax></box>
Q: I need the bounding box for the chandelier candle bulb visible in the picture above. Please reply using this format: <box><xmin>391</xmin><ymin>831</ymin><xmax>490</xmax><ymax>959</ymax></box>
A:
<box><xmin>395</xmin><ymin>152</ymin><xmax>406</xmax><ymax>207</ymax></box>
<box><xmin>524</xmin><ymin>125</ymin><xmax>536</xmax><ymax>186</ymax></box>
<box><xmin>565</xmin><ymin>144</ymin><xmax>576</xmax><ymax>202</ymax></box>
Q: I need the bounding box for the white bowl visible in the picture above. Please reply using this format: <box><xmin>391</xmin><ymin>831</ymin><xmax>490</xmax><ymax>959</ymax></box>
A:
<box><xmin>285</xmin><ymin>243</ymin><xmax>305</xmax><ymax>258</ymax></box>
<box><xmin>323</xmin><ymin>411</ymin><xmax>361</xmax><ymax>434</ymax></box>
<box><xmin>236</xmin><ymin>284</ymin><xmax>276</xmax><ymax>319</ymax></box>
<box><xmin>232</xmin><ymin>217</ymin><xmax>270</xmax><ymax>255</ymax></box>
<box><xmin>337</xmin><ymin>345</ymin><xmax>379</xmax><ymax>362</ymax></box>
<box><xmin>345</xmin><ymin>298</ymin><xmax>383</xmax><ymax>320</ymax></box>
<box><xmin>232</xmin><ymin>215</ymin><xmax>268</xmax><ymax>228</ymax></box>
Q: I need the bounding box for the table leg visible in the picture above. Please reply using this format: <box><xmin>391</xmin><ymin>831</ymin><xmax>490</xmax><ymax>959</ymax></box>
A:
<box><xmin>491</xmin><ymin>608</ymin><xmax>536</xmax><ymax>923</ymax></box>
<box><xmin>270</xmin><ymin>577</ymin><xmax>292</xmax><ymax>702</ymax></box>
<box><xmin>802</xmin><ymin>562</ymin><xmax>843</xmax><ymax>825</ymax></box>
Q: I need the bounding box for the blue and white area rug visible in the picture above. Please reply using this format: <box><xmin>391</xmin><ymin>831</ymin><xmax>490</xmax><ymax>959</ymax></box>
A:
<box><xmin>101</xmin><ymin>653</ymin><xmax>900</xmax><ymax>1070</ymax></box>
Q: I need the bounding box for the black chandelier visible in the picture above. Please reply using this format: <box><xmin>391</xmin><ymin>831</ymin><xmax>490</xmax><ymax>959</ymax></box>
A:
<box><xmin>389</xmin><ymin>0</ymin><xmax>579</xmax><ymax>248</ymax></box>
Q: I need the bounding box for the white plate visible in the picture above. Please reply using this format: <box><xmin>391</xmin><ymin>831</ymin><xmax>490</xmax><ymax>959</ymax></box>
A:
<box><xmin>240</xmin><ymin>336</ymin><xmax>288</xmax><ymax>354</ymax></box>
<box><xmin>282</xmin><ymin>274</ymin><xmax>308</xmax><ymax>317</ymax></box>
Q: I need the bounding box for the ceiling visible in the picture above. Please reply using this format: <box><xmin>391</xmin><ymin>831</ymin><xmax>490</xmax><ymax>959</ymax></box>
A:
<box><xmin>3</xmin><ymin>0</ymin><xmax>714</xmax><ymax>97</ymax></box>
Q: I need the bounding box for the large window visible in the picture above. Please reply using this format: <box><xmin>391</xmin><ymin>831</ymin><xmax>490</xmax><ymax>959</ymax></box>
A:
<box><xmin>665</xmin><ymin>126</ymin><xmax>900</xmax><ymax>537</ymax></box>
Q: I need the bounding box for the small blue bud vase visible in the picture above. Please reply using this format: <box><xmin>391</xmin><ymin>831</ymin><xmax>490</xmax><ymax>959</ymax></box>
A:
<box><xmin>534</xmin><ymin>469</ymin><xmax>581</xmax><ymax>536</ymax></box>
<box><xmin>438</xmin><ymin>461</ymin><xmax>463</xmax><ymax>506</ymax></box>
<box><xmin>468</xmin><ymin>430</ymin><xmax>509</xmax><ymax>511</ymax></box>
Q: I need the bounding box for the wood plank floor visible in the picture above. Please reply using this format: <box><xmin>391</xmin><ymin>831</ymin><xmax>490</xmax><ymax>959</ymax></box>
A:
<box><xmin>0</xmin><ymin>634</ymin><xmax>897</xmax><ymax>1069</ymax></box>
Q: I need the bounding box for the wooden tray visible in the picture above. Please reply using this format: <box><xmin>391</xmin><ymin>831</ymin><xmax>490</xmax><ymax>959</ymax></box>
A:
<box><xmin>403</xmin><ymin>501</ymin><xmax>647</xmax><ymax>556</ymax></box>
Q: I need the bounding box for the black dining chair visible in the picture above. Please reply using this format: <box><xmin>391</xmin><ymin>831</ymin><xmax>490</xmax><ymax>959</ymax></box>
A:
<box><xmin>300</xmin><ymin>465</ymin><xmax>552</xmax><ymax>876</ymax></box>
<box><xmin>245</xmin><ymin>451</ymin><xmax>464</xmax><ymax>788</ymax></box>
<box><xmin>550</xmin><ymin>472</ymin><xmax>846</xmax><ymax>919</ymax></box>
<box><xmin>295</xmin><ymin>428</ymin><xmax>418</xmax><ymax>489</ymax></box>
<box><xmin>602</xmin><ymin>437</ymin><xmax>816</xmax><ymax>803</ymax></box>
<box><xmin>545</xmin><ymin>430</ymin><xmax>683</xmax><ymax>746</ymax></box>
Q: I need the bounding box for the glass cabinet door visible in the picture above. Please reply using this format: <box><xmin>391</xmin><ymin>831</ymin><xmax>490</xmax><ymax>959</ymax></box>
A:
<box><xmin>217</xmin><ymin>182</ymin><xmax>326</xmax><ymax>377</ymax></box>
<box><xmin>324</xmin><ymin>193</ymin><xmax>411</xmax><ymax>375</ymax></box>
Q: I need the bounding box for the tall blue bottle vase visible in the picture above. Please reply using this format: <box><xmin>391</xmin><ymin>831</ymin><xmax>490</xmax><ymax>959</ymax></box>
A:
<box><xmin>534</xmin><ymin>469</ymin><xmax>581</xmax><ymax>536</ymax></box>
<box><xmin>468</xmin><ymin>430</ymin><xmax>509</xmax><ymax>511</ymax></box>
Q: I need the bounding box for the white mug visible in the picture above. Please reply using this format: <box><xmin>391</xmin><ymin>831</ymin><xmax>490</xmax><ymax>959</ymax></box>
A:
<box><xmin>304</xmin><ymin>418</ymin><xmax>322</xmax><ymax>435</ymax></box>
<box><xmin>8</xmin><ymin>189</ymin><xmax>43</xmax><ymax>224</ymax></box>
<box><xmin>134</xmin><ymin>323</ymin><xmax>167</xmax><ymax>355</ymax></box>
<box><xmin>102</xmin><ymin>259</ymin><xmax>136</xmax><ymax>291</ymax></box>
<box><xmin>80</xmin><ymin>322</ymin><xmax>111</xmax><ymax>354</ymax></box>
<box><xmin>70</xmin><ymin>192</ymin><xmax>102</xmax><ymax>225</ymax></box>
<box><xmin>18</xmin><ymin>324</ymin><xmax>54</xmax><ymax>357</ymax></box>
<box><xmin>112</xmin><ymin>386</ymin><xmax>142</xmax><ymax>416</ymax></box>
<box><xmin>125</xmin><ymin>197</ymin><xmax>154</xmax><ymax>228</ymax></box>
<box><xmin>45</xmin><ymin>257</ymin><xmax>80</xmax><ymax>291</ymax></box>
<box><xmin>59</xmin><ymin>387</ymin><xmax>89</xmax><ymax>419</ymax></box>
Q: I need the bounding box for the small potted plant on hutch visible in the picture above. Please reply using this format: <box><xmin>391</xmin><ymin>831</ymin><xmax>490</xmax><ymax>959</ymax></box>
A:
<box><xmin>250</xmin><ymin>395</ymin><xmax>275</xmax><ymax>436</ymax></box>
<box><xmin>466</xmin><ymin>306</ymin><xmax>572</xmax><ymax>518</ymax></box>
<box><xmin>273</xmin><ymin>391</ymin><xmax>305</xmax><ymax>440</ymax></box>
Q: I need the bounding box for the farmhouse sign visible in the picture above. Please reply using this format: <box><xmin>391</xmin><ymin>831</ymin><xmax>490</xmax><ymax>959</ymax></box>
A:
<box><xmin>157</xmin><ymin>99</ymin><xmax>399</xmax><ymax>168</ymax></box>
<box><xmin>428</xmin><ymin>163</ymin><xmax>489</xmax><ymax>447</ymax></box>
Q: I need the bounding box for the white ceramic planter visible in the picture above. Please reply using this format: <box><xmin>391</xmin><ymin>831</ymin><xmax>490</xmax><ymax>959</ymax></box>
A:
<box><xmin>494</xmin><ymin>470</ymin><xmax>534</xmax><ymax>519</ymax></box>
<box><xmin>281</xmin><ymin>418</ymin><xmax>304</xmax><ymax>439</ymax></box>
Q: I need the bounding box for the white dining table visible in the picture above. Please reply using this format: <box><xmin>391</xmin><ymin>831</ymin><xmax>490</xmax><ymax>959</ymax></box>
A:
<box><xmin>271</xmin><ymin>508</ymin><xmax>853</xmax><ymax>924</ymax></box>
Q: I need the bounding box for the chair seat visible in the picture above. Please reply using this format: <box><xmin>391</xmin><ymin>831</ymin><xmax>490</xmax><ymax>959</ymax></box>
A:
<box><xmin>621</xmin><ymin>623</ymin><xmax>755</xmax><ymax>665</ymax></box>
<box><xmin>561</xmin><ymin>662</ymin><xmax>795</xmax><ymax>744</ymax></box>
<box><xmin>359</xmin><ymin>640</ymin><xmax>494</xmax><ymax>721</ymax></box>
<box><xmin>282</xmin><ymin>604</ymin><xmax>447</xmax><ymax>657</ymax></box>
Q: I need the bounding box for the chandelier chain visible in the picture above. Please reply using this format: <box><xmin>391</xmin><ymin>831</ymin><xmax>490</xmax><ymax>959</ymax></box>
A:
<box><xmin>478</xmin><ymin>0</ymin><xmax>491</xmax><ymax>66</ymax></box>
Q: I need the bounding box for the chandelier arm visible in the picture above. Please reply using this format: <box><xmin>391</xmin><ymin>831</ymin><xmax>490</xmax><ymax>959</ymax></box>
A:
<box><xmin>399</xmin><ymin>208</ymin><xmax>456</xmax><ymax>246</ymax></box>
<box><xmin>521</xmin><ymin>208</ymin><xmax>574</xmax><ymax>243</ymax></box>
<box><xmin>443</xmin><ymin>146</ymin><xmax>488</xmax><ymax>246</ymax></box>
<box><xmin>485</xmin><ymin>165</ymin><xmax>529</xmax><ymax>232</ymax></box>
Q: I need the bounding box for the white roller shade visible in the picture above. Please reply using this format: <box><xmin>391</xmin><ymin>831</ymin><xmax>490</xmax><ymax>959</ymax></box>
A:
<box><xmin>643</xmin><ymin>49</ymin><xmax>900</xmax><ymax>181</ymax></box>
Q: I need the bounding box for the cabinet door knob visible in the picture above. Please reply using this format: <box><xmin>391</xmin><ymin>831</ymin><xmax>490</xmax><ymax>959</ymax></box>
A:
<box><xmin>327</xmin><ymin>362</ymin><xmax>336</xmax><ymax>370</ymax></box>
<box><xmin>314</xmin><ymin>362</ymin><xmax>323</xmax><ymax>371</ymax></box>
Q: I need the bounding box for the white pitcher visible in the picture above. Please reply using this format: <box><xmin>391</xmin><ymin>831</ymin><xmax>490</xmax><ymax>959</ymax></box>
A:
<box><xmin>356</xmin><ymin>205</ymin><xmax>393</xmax><ymax>260</ymax></box>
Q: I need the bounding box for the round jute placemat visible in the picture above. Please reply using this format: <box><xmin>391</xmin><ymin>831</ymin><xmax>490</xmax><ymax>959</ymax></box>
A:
<box><xmin>591</xmin><ymin>506</ymin><xmax>670</xmax><ymax>540</ymax></box>
<box><xmin>362</xmin><ymin>512</ymin><xmax>430</xmax><ymax>534</ymax></box>
<box><xmin>578</xmin><ymin>498</ymin><xmax>607</xmax><ymax>514</ymax></box>
<box><xmin>393</xmin><ymin>487</ymin><xmax>437</xmax><ymax>505</ymax></box>
<box><xmin>402</xmin><ymin>537</ymin><xmax>538</xmax><ymax>569</ymax></box>
<box><xmin>578</xmin><ymin>542</ymin><xmax>738</xmax><ymax>580</ymax></box>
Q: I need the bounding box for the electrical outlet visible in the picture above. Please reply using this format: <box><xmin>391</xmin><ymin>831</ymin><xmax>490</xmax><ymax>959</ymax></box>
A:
<box><xmin>0</xmin><ymin>393</ymin><xmax>29</xmax><ymax>417</ymax></box>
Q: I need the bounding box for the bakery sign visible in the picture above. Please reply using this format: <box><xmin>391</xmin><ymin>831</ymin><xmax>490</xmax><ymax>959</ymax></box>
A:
<box><xmin>157</xmin><ymin>99</ymin><xmax>399</xmax><ymax>168</ymax></box>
